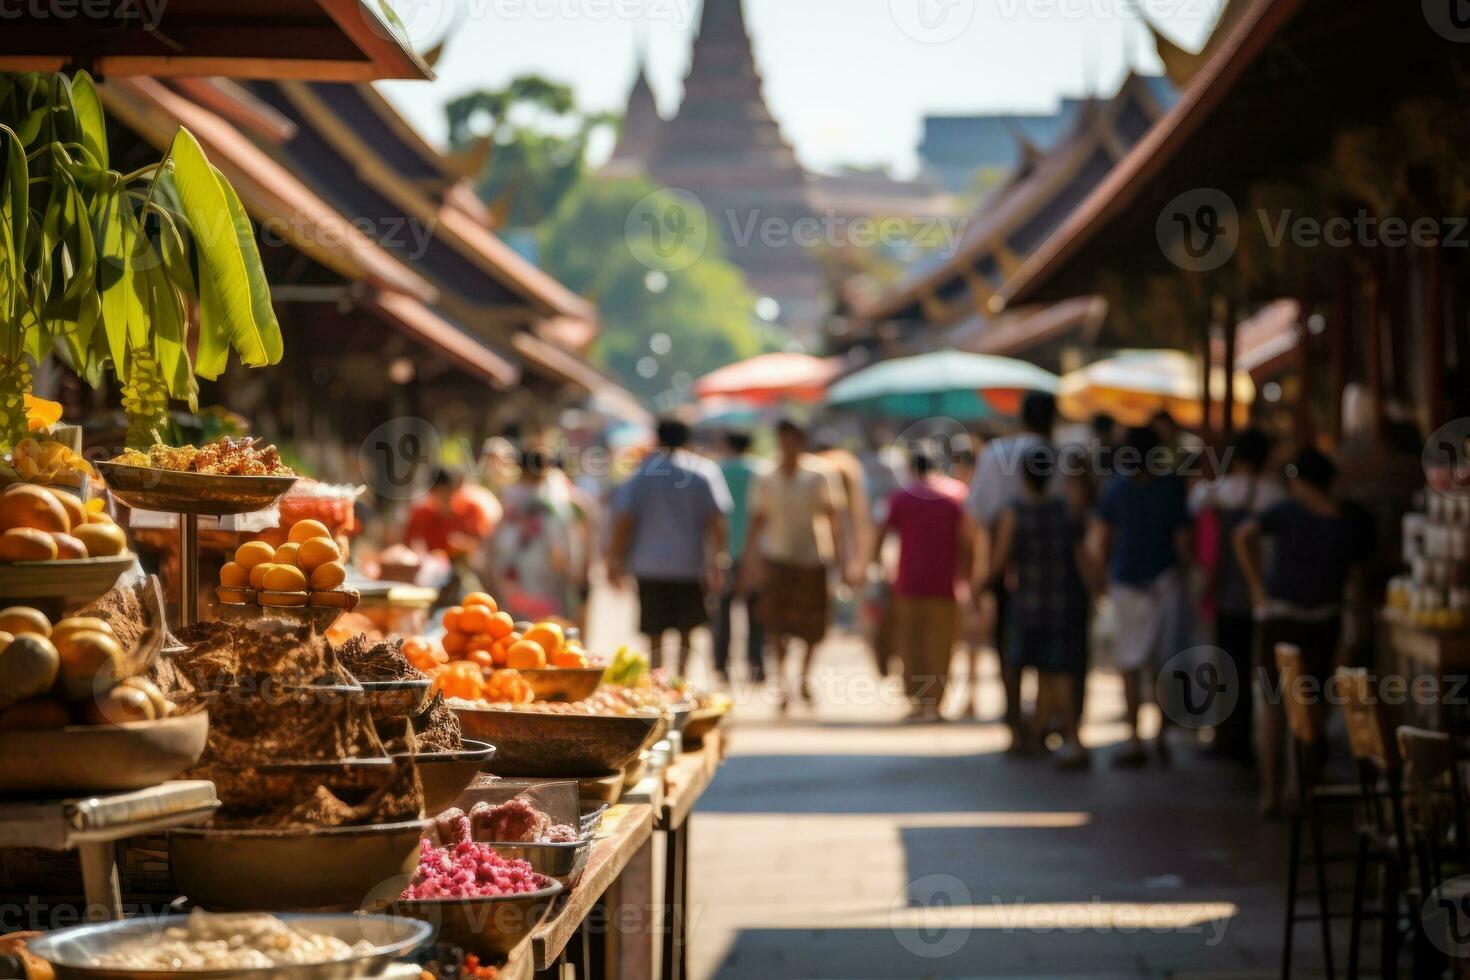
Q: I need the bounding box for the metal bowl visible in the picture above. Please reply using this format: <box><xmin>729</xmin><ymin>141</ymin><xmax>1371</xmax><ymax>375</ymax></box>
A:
<box><xmin>97</xmin><ymin>463</ymin><xmax>298</xmax><ymax>516</ymax></box>
<box><xmin>516</xmin><ymin>667</ymin><xmax>604</xmax><ymax>703</ymax></box>
<box><xmin>0</xmin><ymin>553</ymin><xmax>137</xmax><ymax>606</ymax></box>
<box><xmin>488</xmin><ymin>839</ymin><xmax>594</xmax><ymax>888</ymax></box>
<box><xmin>579</xmin><ymin>801</ymin><xmax>610</xmax><ymax>837</ymax></box>
<box><xmin>170</xmin><ymin>821</ymin><xmax>424</xmax><ymax>912</ymax></box>
<box><xmin>453</xmin><ymin>706</ymin><xmax>663</xmax><ymax>777</ymax></box>
<box><xmin>0</xmin><ymin>711</ymin><xmax>209</xmax><ymax>796</ymax></box>
<box><xmin>394</xmin><ymin>740</ymin><xmax>495</xmax><ymax>816</ymax></box>
<box><xmin>359</xmin><ymin>678</ymin><xmax>433</xmax><ymax>727</ymax></box>
<box><xmin>25</xmin><ymin>912</ymin><xmax>431</xmax><ymax>979</ymax></box>
<box><xmin>391</xmin><ymin>879</ymin><xmax>563</xmax><ymax>959</ymax></box>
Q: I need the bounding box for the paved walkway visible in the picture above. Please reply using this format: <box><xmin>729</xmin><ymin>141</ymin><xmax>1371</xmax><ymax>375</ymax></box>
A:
<box><xmin>588</xmin><ymin>589</ymin><xmax>1302</xmax><ymax>980</ymax></box>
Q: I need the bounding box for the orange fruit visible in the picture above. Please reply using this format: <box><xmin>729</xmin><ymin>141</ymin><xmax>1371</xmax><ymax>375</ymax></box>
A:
<box><xmin>249</xmin><ymin>562</ymin><xmax>277</xmax><ymax>590</ymax></box>
<box><xmin>0</xmin><ymin>485</ymin><xmax>70</xmax><ymax>534</ymax></box>
<box><xmin>551</xmin><ymin>649</ymin><xmax>589</xmax><ymax>669</ymax></box>
<box><xmin>0</xmin><ymin>607</ymin><xmax>50</xmax><ymax>637</ymax></box>
<box><xmin>70</xmin><ymin>522</ymin><xmax>126</xmax><ymax>557</ymax></box>
<box><xmin>0</xmin><ymin>527</ymin><xmax>58</xmax><ymax>562</ymax></box>
<box><xmin>296</xmin><ymin>536</ymin><xmax>341</xmax><ymax>572</ymax></box>
<box><xmin>261</xmin><ymin>564</ymin><xmax>308</xmax><ymax>592</ymax></box>
<box><xmin>288</xmin><ymin>519</ymin><xmax>332</xmax><ymax>544</ymax></box>
<box><xmin>310</xmin><ymin>560</ymin><xmax>347</xmax><ymax>589</ymax></box>
<box><xmin>458</xmin><ymin>606</ymin><xmax>493</xmax><ymax>635</ymax></box>
<box><xmin>219</xmin><ymin>562</ymin><xmax>250</xmax><ymax>588</ymax></box>
<box><xmin>505</xmin><ymin>638</ymin><xmax>547</xmax><ymax>670</ymax></box>
<box><xmin>522</xmin><ymin>622</ymin><xmax>564</xmax><ymax>659</ymax></box>
<box><xmin>465</xmin><ymin>632</ymin><xmax>496</xmax><ymax>654</ymax></box>
<box><xmin>468</xmin><ymin>649</ymin><xmax>494</xmax><ymax>669</ymax></box>
<box><xmin>462</xmin><ymin>591</ymin><xmax>498</xmax><ymax>613</ymax></box>
<box><xmin>51</xmin><ymin>491</ymin><xmax>86</xmax><ymax>530</ymax></box>
<box><xmin>489</xmin><ymin>640</ymin><xmax>512</xmax><ymax>668</ymax></box>
<box><xmin>272</xmin><ymin>542</ymin><xmax>301</xmax><ymax>566</ymax></box>
<box><xmin>50</xmin><ymin>532</ymin><xmax>87</xmax><ymax>560</ymax></box>
<box><xmin>486</xmin><ymin>611</ymin><xmax>515</xmax><ymax>640</ymax></box>
<box><xmin>442</xmin><ymin>630</ymin><xmax>468</xmax><ymax>656</ymax></box>
<box><xmin>235</xmin><ymin>540</ymin><xmax>275</xmax><ymax>569</ymax></box>
<box><xmin>442</xmin><ymin>606</ymin><xmax>465</xmax><ymax>633</ymax></box>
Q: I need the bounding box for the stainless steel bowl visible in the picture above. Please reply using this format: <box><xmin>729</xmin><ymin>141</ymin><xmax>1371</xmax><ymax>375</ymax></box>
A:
<box><xmin>487</xmin><ymin>838</ymin><xmax>594</xmax><ymax>888</ymax></box>
<box><xmin>25</xmin><ymin>912</ymin><xmax>431</xmax><ymax>979</ymax></box>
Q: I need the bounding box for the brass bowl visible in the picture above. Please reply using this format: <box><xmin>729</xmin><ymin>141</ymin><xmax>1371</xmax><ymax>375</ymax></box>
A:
<box><xmin>0</xmin><ymin>554</ymin><xmax>137</xmax><ymax>606</ymax></box>
<box><xmin>395</xmin><ymin>740</ymin><xmax>496</xmax><ymax>816</ymax></box>
<box><xmin>97</xmin><ymin>463</ymin><xmax>297</xmax><ymax>516</ymax></box>
<box><xmin>170</xmin><ymin>820</ymin><xmax>424</xmax><ymax>912</ymax></box>
<box><xmin>392</xmin><ymin>879</ymin><xmax>562</xmax><ymax>959</ymax></box>
<box><xmin>517</xmin><ymin>667</ymin><xmax>604</xmax><ymax>703</ymax></box>
<box><xmin>0</xmin><ymin>711</ymin><xmax>209</xmax><ymax>796</ymax></box>
<box><xmin>453</xmin><ymin>706</ymin><xmax>662</xmax><ymax>778</ymax></box>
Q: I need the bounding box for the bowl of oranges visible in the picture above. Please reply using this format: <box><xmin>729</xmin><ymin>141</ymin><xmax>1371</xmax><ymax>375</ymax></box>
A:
<box><xmin>0</xmin><ymin>482</ymin><xmax>134</xmax><ymax>605</ymax></box>
<box><xmin>437</xmin><ymin>595</ymin><xmax>602</xmax><ymax>703</ymax></box>
<box><xmin>216</xmin><ymin>519</ymin><xmax>359</xmax><ymax>627</ymax></box>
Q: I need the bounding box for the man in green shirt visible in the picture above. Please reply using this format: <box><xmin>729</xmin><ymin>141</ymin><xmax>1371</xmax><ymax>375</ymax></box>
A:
<box><xmin>713</xmin><ymin>431</ymin><xmax>765</xmax><ymax>682</ymax></box>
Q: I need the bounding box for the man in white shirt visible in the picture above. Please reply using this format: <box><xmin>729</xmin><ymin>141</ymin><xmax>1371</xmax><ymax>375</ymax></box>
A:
<box><xmin>739</xmin><ymin>419</ymin><xmax>849</xmax><ymax>710</ymax></box>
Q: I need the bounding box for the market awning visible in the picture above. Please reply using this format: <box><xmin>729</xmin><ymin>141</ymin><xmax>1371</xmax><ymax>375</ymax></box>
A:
<box><xmin>1058</xmin><ymin>349</ymin><xmax>1253</xmax><ymax>428</ymax></box>
<box><xmin>366</xmin><ymin>292</ymin><xmax>520</xmax><ymax>389</ymax></box>
<box><xmin>0</xmin><ymin>0</ymin><xmax>431</xmax><ymax>80</ymax></box>
<box><xmin>945</xmin><ymin>297</ymin><xmax>1108</xmax><ymax>358</ymax></box>
<box><xmin>101</xmin><ymin>77</ymin><xmax>437</xmax><ymax>303</ymax></box>
<box><xmin>692</xmin><ymin>353</ymin><xmax>841</xmax><ymax>404</ymax></box>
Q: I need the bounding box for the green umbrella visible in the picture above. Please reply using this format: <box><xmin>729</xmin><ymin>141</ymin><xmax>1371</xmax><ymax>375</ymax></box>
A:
<box><xmin>826</xmin><ymin>350</ymin><xmax>1059</xmax><ymax>420</ymax></box>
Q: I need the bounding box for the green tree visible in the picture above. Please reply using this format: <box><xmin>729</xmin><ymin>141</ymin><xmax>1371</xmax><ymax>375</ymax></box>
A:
<box><xmin>445</xmin><ymin>76</ymin><xmax>615</xmax><ymax>230</ymax></box>
<box><xmin>539</xmin><ymin>178</ymin><xmax>767</xmax><ymax>401</ymax></box>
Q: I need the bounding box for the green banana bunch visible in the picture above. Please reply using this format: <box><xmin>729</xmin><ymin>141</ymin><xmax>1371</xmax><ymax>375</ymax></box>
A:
<box><xmin>121</xmin><ymin>346</ymin><xmax>172</xmax><ymax>449</ymax></box>
<box><xmin>603</xmin><ymin>645</ymin><xmax>650</xmax><ymax>688</ymax></box>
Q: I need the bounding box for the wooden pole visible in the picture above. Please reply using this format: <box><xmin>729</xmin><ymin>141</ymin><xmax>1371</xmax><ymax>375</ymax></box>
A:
<box><xmin>1222</xmin><ymin>293</ymin><xmax>1238</xmax><ymax>440</ymax></box>
<box><xmin>1294</xmin><ymin>278</ymin><xmax>1314</xmax><ymax>446</ymax></box>
<box><xmin>1365</xmin><ymin>261</ymin><xmax>1385</xmax><ymax>444</ymax></box>
<box><xmin>1426</xmin><ymin>239</ymin><xmax>1445</xmax><ymax>430</ymax></box>
<box><xmin>1330</xmin><ymin>262</ymin><xmax>1348</xmax><ymax>443</ymax></box>
<box><xmin>1200</xmin><ymin>295</ymin><xmax>1214</xmax><ymax>445</ymax></box>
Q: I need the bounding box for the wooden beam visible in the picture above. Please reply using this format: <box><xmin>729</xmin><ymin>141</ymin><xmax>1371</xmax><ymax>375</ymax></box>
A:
<box><xmin>1222</xmin><ymin>293</ymin><xmax>1238</xmax><ymax>440</ymax></box>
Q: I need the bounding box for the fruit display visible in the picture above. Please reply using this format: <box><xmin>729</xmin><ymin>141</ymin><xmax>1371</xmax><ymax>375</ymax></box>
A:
<box><xmin>277</xmin><ymin>479</ymin><xmax>361</xmax><ymax>537</ymax></box>
<box><xmin>111</xmin><ymin>437</ymin><xmax>294</xmax><ymax>477</ymax></box>
<box><xmin>1</xmin><ymin>437</ymin><xmax>96</xmax><ymax>488</ymax></box>
<box><xmin>0</xmin><ymin>483</ymin><xmax>126</xmax><ymax>563</ymax></box>
<box><xmin>0</xmin><ymin>606</ymin><xmax>169</xmax><ymax>730</ymax></box>
<box><xmin>402</xmin><ymin>837</ymin><xmax>549</xmax><ymax>900</ymax></box>
<box><xmin>217</xmin><ymin>518</ymin><xmax>359</xmax><ymax>611</ymax></box>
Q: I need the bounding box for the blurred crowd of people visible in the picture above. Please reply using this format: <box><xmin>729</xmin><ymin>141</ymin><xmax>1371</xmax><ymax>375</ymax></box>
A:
<box><xmin>386</xmin><ymin>396</ymin><xmax>1376</xmax><ymax>810</ymax></box>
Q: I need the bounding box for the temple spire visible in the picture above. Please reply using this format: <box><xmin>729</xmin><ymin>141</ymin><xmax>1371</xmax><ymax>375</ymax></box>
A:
<box><xmin>608</xmin><ymin>47</ymin><xmax>662</xmax><ymax>172</ymax></box>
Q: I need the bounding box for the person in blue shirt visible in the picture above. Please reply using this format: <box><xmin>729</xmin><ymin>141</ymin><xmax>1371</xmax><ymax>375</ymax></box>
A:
<box><xmin>608</xmin><ymin>419</ymin><xmax>731</xmax><ymax>672</ymax></box>
<box><xmin>1089</xmin><ymin>425</ymin><xmax>1192</xmax><ymax>767</ymax></box>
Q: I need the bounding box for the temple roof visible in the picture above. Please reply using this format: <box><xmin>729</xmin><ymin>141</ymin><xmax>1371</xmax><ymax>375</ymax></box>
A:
<box><xmin>607</xmin><ymin>55</ymin><xmax>663</xmax><ymax>173</ymax></box>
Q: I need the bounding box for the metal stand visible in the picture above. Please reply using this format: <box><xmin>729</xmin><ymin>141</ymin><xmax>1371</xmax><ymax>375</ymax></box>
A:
<box><xmin>178</xmin><ymin>512</ymin><xmax>199</xmax><ymax>626</ymax></box>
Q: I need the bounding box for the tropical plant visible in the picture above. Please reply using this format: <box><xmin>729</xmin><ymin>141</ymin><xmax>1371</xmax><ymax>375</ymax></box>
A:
<box><xmin>0</xmin><ymin>71</ymin><xmax>283</xmax><ymax>448</ymax></box>
<box><xmin>445</xmin><ymin>75</ymin><xmax>616</xmax><ymax>230</ymax></box>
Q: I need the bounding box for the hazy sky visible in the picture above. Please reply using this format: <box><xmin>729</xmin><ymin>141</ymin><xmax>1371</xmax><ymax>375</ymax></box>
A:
<box><xmin>377</xmin><ymin>0</ymin><xmax>1219</xmax><ymax>178</ymax></box>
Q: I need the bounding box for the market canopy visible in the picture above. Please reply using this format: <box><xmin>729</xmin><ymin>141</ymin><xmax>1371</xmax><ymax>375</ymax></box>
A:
<box><xmin>826</xmin><ymin>350</ymin><xmax>1058</xmax><ymax>421</ymax></box>
<box><xmin>1059</xmin><ymin>349</ymin><xmax>1253</xmax><ymax>429</ymax></box>
<box><xmin>0</xmin><ymin>0</ymin><xmax>432</xmax><ymax>80</ymax></box>
<box><xmin>692</xmin><ymin>353</ymin><xmax>840</xmax><ymax>404</ymax></box>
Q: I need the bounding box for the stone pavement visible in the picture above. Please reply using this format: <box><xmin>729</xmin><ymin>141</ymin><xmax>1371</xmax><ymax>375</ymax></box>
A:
<box><xmin>585</xmin><ymin>586</ymin><xmax>1309</xmax><ymax>980</ymax></box>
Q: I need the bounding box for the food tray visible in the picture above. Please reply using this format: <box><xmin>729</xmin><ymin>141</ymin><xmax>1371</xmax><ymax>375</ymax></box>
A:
<box><xmin>397</xmin><ymin>740</ymin><xmax>496</xmax><ymax>816</ymax></box>
<box><xmin>453</xmin><ymin>705</ymin><xmax>663</xmax><ymax>777</ymax></box>
<box><xmin>391</xmin><ymin>879</ymin><xmax>563</xmax><ymax>958</ymax></box>
<box><xmin>97</xmin><ymin>462</ymin><xmax>297</xmax><ymax>516</ymax></box>
<box><xmin>0</xmin><ymin>553</ymin><xmax>137</xmax><ymax>606</ymax></box>
<box><xmin>490</xmin><ymin>838</ymin><xmax>594</xmax><ymax>888</ymax></box>
<box><xmin>0</xmin><ymin>711</ymin><xmax>209</xmax><ymax>796</ymax></box>
<box><xmin>170</xmin><ymin>820</ymin><xmax>425</xmax><ymax>912</ymax></box>
<box><xmin>25</xmin><ymin>912</ymin><xmax>431</xmax><ymax>979</ymax></box>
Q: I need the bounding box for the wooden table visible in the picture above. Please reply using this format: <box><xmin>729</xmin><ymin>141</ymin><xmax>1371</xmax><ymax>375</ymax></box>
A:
<box><xmin>500</xmin><ymin>802</ymin><xmax>655</xmax><ymax>978</ymax></box>
<box><xmin>657</xmin><ymin>732</ymin><xmax>724</xmax><ymax>980</ymax></box>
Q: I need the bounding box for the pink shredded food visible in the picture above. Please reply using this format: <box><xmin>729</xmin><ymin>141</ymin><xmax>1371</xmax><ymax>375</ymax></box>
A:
<box><xmin>403</xmin><ymin>839</ymin><xmax>547</xmax><ymax>899</ymax></box>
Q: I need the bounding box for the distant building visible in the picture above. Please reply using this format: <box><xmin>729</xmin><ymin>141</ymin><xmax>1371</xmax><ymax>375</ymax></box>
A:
<box><xmin>608</xmin><ymin>0</ymin><xmax>951</xmax><ymax>344</ymax></box>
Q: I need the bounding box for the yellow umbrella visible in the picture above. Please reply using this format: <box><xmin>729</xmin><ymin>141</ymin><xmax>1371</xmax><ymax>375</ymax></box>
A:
<box><xmin>1059</xmin><ymin>350</ymin><xmax>1253</xmax><ymax>429</ymax></box>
